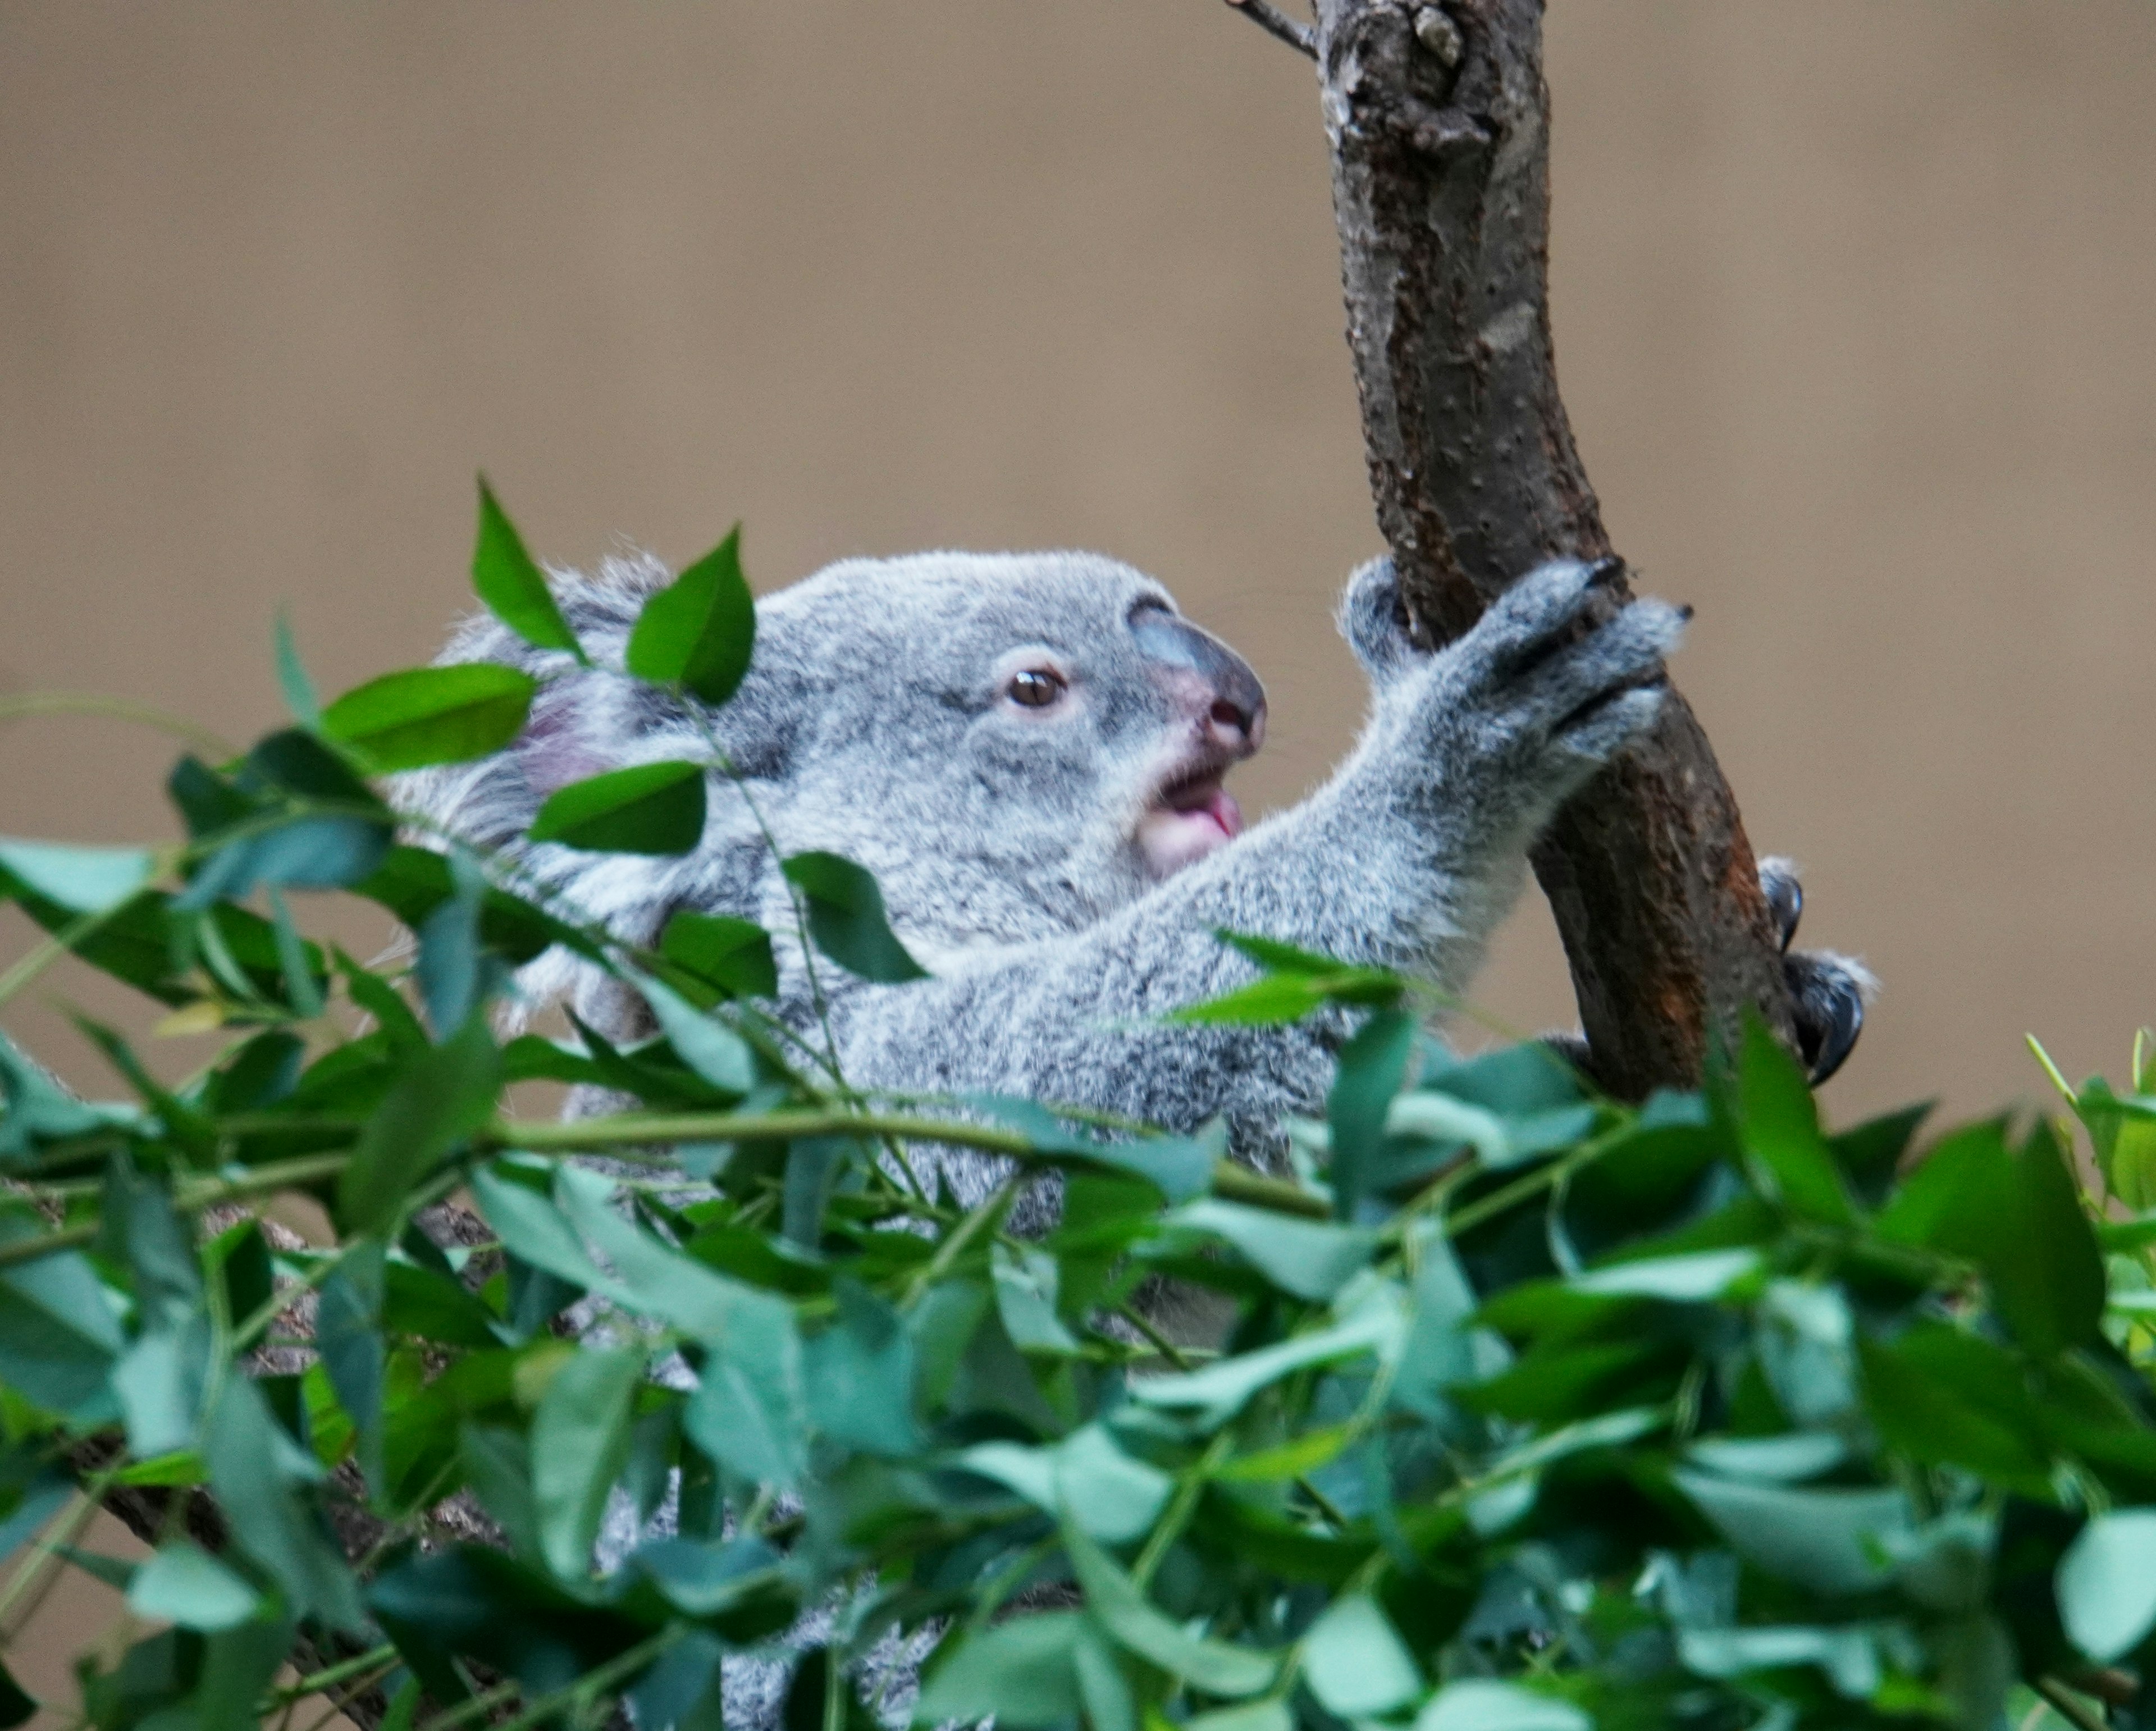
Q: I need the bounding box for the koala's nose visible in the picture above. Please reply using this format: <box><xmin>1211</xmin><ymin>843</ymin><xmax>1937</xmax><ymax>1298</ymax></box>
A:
<box><xmin>1131</xmin><ymin>607</ymin><xmax>1268</xmax><ymax>758</ymax></box>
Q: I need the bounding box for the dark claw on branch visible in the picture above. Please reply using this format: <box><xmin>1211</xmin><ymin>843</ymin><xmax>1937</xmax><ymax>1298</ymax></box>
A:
<box><xmin>1788</xmin><ymin>949</ymin><xmax>1867</xmax><ymax>1085</ymax></box>
<box><xmin>1759</xmin><ymin>856</ymin><xmax>1804</xmax><ymax>953</ymax></box>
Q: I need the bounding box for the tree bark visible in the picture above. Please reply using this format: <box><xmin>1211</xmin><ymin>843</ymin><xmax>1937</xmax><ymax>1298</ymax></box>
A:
<box><xmin>1309</xmin><ymin>0</ymin><xmax>1796</xmax><ymax>1094</ymax></box>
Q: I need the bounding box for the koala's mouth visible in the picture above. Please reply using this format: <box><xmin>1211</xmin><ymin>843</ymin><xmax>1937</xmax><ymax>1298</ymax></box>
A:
<box><xmin>1136</xmin><ymin>759</ymin><xmax>1244</xmax><ymax>879</ymax></box>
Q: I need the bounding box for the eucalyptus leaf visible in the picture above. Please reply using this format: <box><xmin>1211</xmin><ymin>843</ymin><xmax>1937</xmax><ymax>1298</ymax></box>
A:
<box><xmin>531</xmin><ymin>761</ymin><xmax>707</xmax><ymax>855</ymax></box>
<box><xmin>1735</xmin><ymin>1012</ymin><xmax>1854</xmax><ymax>1224</ymax></box>
<box><xmin>1063</xmin><ymin>1521</ymin><xmax>1278</xmax><ymax>1697</ymax></box>
<box><xmin>2057</xmin><ymin>1508</ymin><xmax>2156</xmax><ymax>1663</ymax></box>
<box><xmin>1301</xmin><ymin>1595</ymin><xmax>1422</xmax><ymax>1717</ymax></box>
<box><xmin>635</xmin><ymin>975</ymin><xmax>755</xmax><ymax>1097</ymax></box>
<box><xmin>472</xmin><ymin>478</ymin><xmax>586</xmax><ymax>661</ymax></box>
<box><xmin>0</xmin><ymin>840</ymin><xmax>154</xmax><ymax>914</ymax></box>
<box><xmin>624</xmin><ymin>527</ymin><xmax>755</xmax><ymax>706</ymax></box>
<box><xmin>338</xmin><ymin>1017</ymin><xmax>501</xmax><ymax>1234</ymax></box>
<box><xmin>1327</xmin><ymin>1008</ymin><xmax>1415</xmax><ymax>1218</ymax></box>
<box><xmin>1415</xmin><ymin>1681</ymin><xmax>1589</xmax><ymax>1731</ymax></box>
<box><xmin>531</xmin><ymin>1348</ymin><xmax>644</xmax><ymax>1579</ymax></box>
<box><xmin>321</xmin><ymin>663</ymin><xmax>538</xmax><ymax>773</ymax></box>
<box><xmin>661</xmin><ymin>911</ymin><xmax>778</xmax><ymax>1000</ymax></box>
<box><xmin>1168</xmin><ymin>1200</ymin><xmax>1377</xmax><ymax>1300</ymax></box>
<box><xmin>914</xmin><ymin>1611</ymin><xmax>1085</xmax><ymax>1729</ymax></box>
<box><xmin>126</xmin><ymin>1540</ymin><xmax>262</xmax><ymax>1632</ymax></box>
<box><xmin>780</xmin><ymin>851</ymin><xmax>928</xmax><ymax>983</ymax></box>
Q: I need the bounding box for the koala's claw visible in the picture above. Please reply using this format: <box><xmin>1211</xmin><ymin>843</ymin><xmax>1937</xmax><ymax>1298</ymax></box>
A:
<box><xmin>1757</xmin><ymin>858</ymin><xmax>1872</xmax><ymax>1084</ymax></box>
<box><xmin>1788</xmin><ymin>949</ymin><xmax>1869</xmax><ymax>1084</ymax></box>
<box><xmin>1758</xmin><ymin>855</ymin><xmax>1803</xmax><ymax>953</ymax></box>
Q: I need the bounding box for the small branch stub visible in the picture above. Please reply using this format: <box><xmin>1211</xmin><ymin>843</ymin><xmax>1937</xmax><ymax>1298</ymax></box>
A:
<box><xmin>1307</xmin><ymin>0</ymin><xmax>1798</xmax><ymax>1094</ymax></box>
<box><xmin>1221</xmin><ymin>0</ymin><xmax>1319</xmax><ymax>60</ymax></box>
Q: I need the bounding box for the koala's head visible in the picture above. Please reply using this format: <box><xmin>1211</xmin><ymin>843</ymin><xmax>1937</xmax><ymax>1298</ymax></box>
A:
<box><xmin>750</xmin><ymin>551</ymin><xmax>1267</xmax><ymax>935</ymax></box>
<box><xmin>406</xmin><ymin>548</ymin><xmax>1267</xmax><ymax>955</ymax></box>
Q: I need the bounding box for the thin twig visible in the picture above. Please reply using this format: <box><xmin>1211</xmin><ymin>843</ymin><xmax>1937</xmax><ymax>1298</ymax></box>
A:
<box><xmin>1219</xmin><ymin>0</ymin><xmax>1317</xmax><ymax>59</ymax></box>
<box><xmin>2035</xmin><ymin>1677</ymin><xmax>2113</xmax><ymax>1731</ymax></box>
<box><xmin>0</xmin><ymin>692</ymin><xmax>235</xmax><ymax>759</ymax></box>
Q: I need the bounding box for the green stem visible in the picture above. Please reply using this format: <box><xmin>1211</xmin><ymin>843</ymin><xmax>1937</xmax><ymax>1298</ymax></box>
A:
<box><xmin>2035</xmin><ymin>1677</ymin><xmax>2112</xmax><ymax>1731</ymax></box>
<box><xmin>0</xmin><ymin>692</ymin><xmax>235</xmax><ymax>758</ymax></box>
<box><xmin>261</xmin><ymin>1645</ymin><xmax>400</xmax><ymax>1710</ymax></box>
<box><xmin>1132</xmin><ymin>1431</ymin><xmax>1234</xmax><ymax>1590</ymax></box>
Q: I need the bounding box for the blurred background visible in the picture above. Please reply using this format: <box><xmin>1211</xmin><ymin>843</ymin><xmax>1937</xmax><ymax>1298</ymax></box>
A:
<box><xmin>3</xmin><ymin>0</ymin><xmax>2155</xmax><ymax>1703</ymax></box>
<box><xmin>3</xmin><ymin>4</ymin><xmax>2154</xmax><ymax>1189</ymax></box>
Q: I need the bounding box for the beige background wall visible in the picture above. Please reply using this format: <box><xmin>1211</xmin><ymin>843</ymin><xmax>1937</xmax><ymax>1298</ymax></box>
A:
<box><xmin>3</xmin><ymin>0</ymin><xmax>2155</xmax><ymax>1707</ymax></box>
<box><xmin>6</xmin><ymin>0</ymin><xmax>2155</xmax><ymax>1111</ymax></box>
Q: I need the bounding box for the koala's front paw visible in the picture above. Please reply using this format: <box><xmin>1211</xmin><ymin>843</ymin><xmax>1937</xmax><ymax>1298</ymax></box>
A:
<box><xmin>1759</xmin><ymin>856</ymin><xmax>1874</xmax><ymax>1084</ymax></box>
<box><xmin>1414</xmin><ymin>555</ymin><xmax>1683</xmax><ymax>820</ymax></box>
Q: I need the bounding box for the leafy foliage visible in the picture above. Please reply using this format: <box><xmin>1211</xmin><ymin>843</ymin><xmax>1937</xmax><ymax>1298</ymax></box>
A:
<box><xmin>2</xmin><ymin>492</ymin><xmax>2153</xmax><ymax>1731</ymax></box>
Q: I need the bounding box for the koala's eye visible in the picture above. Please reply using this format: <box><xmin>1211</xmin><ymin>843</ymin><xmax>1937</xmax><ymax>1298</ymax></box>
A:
<box><xmin>1006</xmin><ymin>668</ymin><xmax>1067</xmax><ymax>710</ymax></box>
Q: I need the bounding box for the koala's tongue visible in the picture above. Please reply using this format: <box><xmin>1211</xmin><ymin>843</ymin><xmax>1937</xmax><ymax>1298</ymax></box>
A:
<box><xmin>1140</xmin><ymin>779</ymin><xmax>1244</xmax><ymax>878</ymax></box>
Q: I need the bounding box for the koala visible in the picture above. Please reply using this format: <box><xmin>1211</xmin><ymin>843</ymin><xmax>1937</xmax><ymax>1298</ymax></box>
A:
<box><xmin>401</xmin><ymin>546</ymin><xmax>1868</xmax><ymax>1729</ymax></box>
<box><xmin>403</xmin><ymin>547</ymin><xmax>1869</xmax><ymax>1207</ymax></box>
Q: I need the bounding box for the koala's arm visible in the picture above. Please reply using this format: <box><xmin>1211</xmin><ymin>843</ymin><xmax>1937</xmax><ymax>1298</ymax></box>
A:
<box><xmin>830</xmin><ymin>559</ymin><xmax>1683</xmax><ymax>1143</ymax></box>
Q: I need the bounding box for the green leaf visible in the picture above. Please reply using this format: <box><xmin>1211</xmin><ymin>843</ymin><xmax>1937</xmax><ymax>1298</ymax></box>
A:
<box><xmin>1128</xmin><ymin>1302</ymin><xmax>1402</xmax><ymax>1427</ymax></box>
<box><xmin>1168</xmin><ymin>973</ymin><xmax>1330</xmax><ymax>1026</ymax></box>
<box><xmin>1570</xmin><ymin>1249</ymin><xmax>1760</xmax><ymax>1302</ymax></box>
<box><xmin>338</xmin><ymin>1017</ymin><xmax>502</xmax><ymax>1234</ymax></box>
<box><xmin>804</xmin><ymin>1282</ymin><xmax>922</xmax><ymax>1455</ymax></box>
<box><xmin>1300</xmin><ymin>1595</ymin><xmax>1422</xmax><ymax>1718</ymax></box>
<box><xmin>0</xmin><ymin>1216</ymin><xmax>125</xmax><ymax>1414</ymax></box>
<box><xmin>472</xmin><ymin>478</ymin><xmax>585</xmax><ymax>661</ymax></box>
<box><xmin>1671</xmin><ymin>1469</ymin><xmax>1911</xmax><ymax>1595</ymax></box>
<box><xmin>1679</xmin><ymin>1627</ymin><xmax>1880</xmax><ymax>1698</ymax></box>
<box><xmin>0</xmin><ymin>1658</ymin><xmax>31</xmax><ymax>1731</ymax></box>
<box><xmin>914</xmin><ymin>1611</ymin><xmax>1085</xmax><ymax>1729</ymax></box>
<box><xmin>1062</xmin><ymin>1520</ymin><xmax>1278</xmax><ymax>1697</ymax></box>
<box><xmin>554</xmin><ymin>1168</ymin><xmax>795</xmax><ymax>1341</ymax></box>
<box><xmin>1683</xmin><ymin>1432</ymin><xmax>1846</xmax><ymax>1482</ymax></box>
<box><xmin>125</xmin><ymin>1540</ymin><xmax>262</xmax><ymax>1632</ymax></box>
<box><xmin>1858</xmin><ymin>1326</ymin><xmax>2050</xmax><ymax>1488</ymax></box>
<box><xmin>1167</xmin><ymin>1200</ymin><xmax>1376</xmax><ymax>1300</ymax></box>
<box><xmin>0</xmin><ymin>1476</ymin><xmax>71</xmax><ymax>1568</ymax></box>
<box><xmin>967</xmin><ymin>1096</ymin><xmax>1223</xmax><ymax>1204</ymax></box>
<box><xmin>625</xmin><ymin>527</ymin><xmax>755</xmax><ymax>707</ymax></box>
<box><xmin>1735</xmin><ymin>1012</ymin><xmax>1853</xmax><ymax>1224</ymax></box>
<box><xmin>531</xmin><ymin>1347</ymin><xmax>644</xmax><ymax>1579</ymax></box>
<box><xmin>317</xmin><ymin>1245</ymin><xmax>386</xmax><ymax>1491</ymax></box>
<box><xmin>1186</xmin><ymin>1706</ymin><xmax>1292</xmax><ymax>1731</ymax></box>
<box><xmin>1415</xmin><ymin>1681</ymin><xmax>1589</xmax><ymax>1731</ymax></box>
<box><xmin>530</xmin><ymin>761</ymin><xmax>707</xmax><ymax>855</ymax></box>
<box><xmin>1882</xmin><ymin>1119</ymin><xmax>2103</xmax><ymax>1358</ymax></box>
<box><xmin>202</xmin><ymin>1376</ymin><xmax>364</xmax><ymax>1628</ymax></box>
<box><xmin>0</xmin><ymin>840</ymin><xmax>154</xmax><ymax>914</ymax></box>
<box><xmin>991</xmin><ymin>1241</ymin><xmax>1079</xmax><ymax>1353</ymax></box>
<box><xmin>683</xmin><ymin>1330</ymin><xmax>807</xmax><ymax>1488</ymax></box>
<box><xmin>1327</xmin><ymin>1008</ymin><xmax>1415</xmax><ymax>1218</ymax></box>
<box><xmin>273</xmin><ymin>610</ymin><xmax>323</xmax><ymax>728</ymax></box>
<box><xmin>958</xmin><ymin>1424</ymin><xmax>1171</xmax><ymax>1543</ymax></box>
<box><xmin>635</xmin><ymin>975</ymin><xmax>755</xmax><ymax>1097</ymax></box>
<box><xmin>469</xmin><ymin>1166</ymin><xmax>631</xmax><ymax>1305</ymax></box>
<box><xmin>2058</xmin><ymin>1508</ymin><xmax>2156</xmax><ymax>1663</ymax></box>
<box><xmin>780</xmin><ymin>851</ymin><xmax>928</xmax><ymax>983</ymax></box>
<box><xmin>660</xmin><ymin>911</ymin><xmax>778</xmax><ymax>1000</ymax></box>
<box><xmin>321</xmin><ymin>664</ymin><xmax>537</xmax><ymax>773</ymax></box>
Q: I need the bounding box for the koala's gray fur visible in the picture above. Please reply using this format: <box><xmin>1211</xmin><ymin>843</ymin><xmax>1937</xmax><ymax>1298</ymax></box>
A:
<box><xmin>403</xmin><ymin>551</ymin><xmax>1681</xmax><ymax>1198</ymax></box>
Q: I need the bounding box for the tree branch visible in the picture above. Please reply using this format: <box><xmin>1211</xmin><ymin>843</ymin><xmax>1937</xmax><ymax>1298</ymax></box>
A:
<box><xmin>1219</xmin><ymin>0</ymin><xmax>1319</xmax><ymax>60</ymax></box>
<box><xmin>1307</xmin><ymin>0</ymin><xmax>1796</xmax><ymax>1095</ymax></box>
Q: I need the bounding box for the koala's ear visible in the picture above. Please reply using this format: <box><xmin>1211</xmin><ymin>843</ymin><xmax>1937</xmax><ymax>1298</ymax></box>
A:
<box><xmin>394</xmin><ymin>554</ymin><xmax>798</xmax><ymax>856</ymax></box>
